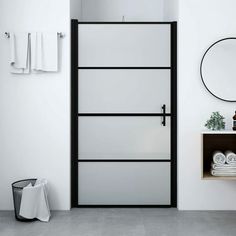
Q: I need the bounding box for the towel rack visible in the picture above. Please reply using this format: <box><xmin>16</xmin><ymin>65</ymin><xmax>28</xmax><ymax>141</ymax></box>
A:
<box><xmin>4</xmin><ymin>32</ymin><xmax>65</xmax><ymax>38</ymax></box>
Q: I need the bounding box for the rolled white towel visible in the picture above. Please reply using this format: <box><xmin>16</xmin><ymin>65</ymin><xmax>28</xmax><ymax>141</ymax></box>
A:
<box><xmin>225</xmin><ymin>150</ymin><xmax>236</xmax><ymax>164</ymax></box>
<box><xmin>213</xmin><ymin>151</ymin><xmax>226</xmax><ymax>164</ymax></box>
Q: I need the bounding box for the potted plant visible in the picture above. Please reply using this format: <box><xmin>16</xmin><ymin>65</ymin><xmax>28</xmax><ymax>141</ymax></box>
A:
<box><xmin>205</xmin><ymin>111</ymin><xmax>225</xmax><ymax>131</ymax></box>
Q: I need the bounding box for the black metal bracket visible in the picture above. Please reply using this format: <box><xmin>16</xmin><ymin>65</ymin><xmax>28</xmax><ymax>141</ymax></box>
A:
<box><xmin>71</xmin><ymin>19</ymin><xmax>79</xmax><ymax>208</ymax></box>
<box><xmin>78</xmin><ymin>67</ymin><xmax>171</xmax><ymax>70</ymax></box>
<box><xmin>161</xmin><ymin>104</ymin><xmax>166</xmax><ymax>126</ymax></box>
<box><xmin>78</xmin><ymin>113</ymin><xmax>171</xmax><ymax>117</ymax></box>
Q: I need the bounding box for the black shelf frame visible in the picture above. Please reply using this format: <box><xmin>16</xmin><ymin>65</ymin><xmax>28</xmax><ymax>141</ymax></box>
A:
<box><xmin>71</xmin><ymin>20</ymin><xmax>177</xmax><ymax>208</ymax></box>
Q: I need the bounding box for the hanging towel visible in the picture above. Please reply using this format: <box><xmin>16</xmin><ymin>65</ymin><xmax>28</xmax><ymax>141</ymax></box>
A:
<box><xmin>212</xmin><ymin>151</ymin><xmax>226</xmax><ymax>164</ymax></box>
<box><xmin>31</xmin><ymin>32</ymin><xmax>42</xmax><ymax>71</ymax></box>
<box><xmin>31</xmin><ymin>32</ymin><xmax>58</xmax><ymax>72</ymax></box>
<box><xmin>10</xmin><ymin>32</ymin><xmax>30</xmax><ymax>74</ymax></box>
<box><xmin>19</xmin><ymin>179</ymin><xmax>50</xmax><ymax>222</ymax></box>
<box><xmin>225</xmin><ymin>150</ymin><xmax>236</xmax><ymax>164</ymax></box>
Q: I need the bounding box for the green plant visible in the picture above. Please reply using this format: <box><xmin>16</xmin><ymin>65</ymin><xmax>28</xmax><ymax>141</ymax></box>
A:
<box><xmin>205</xmin><ymin>112</ymin><xmax>225</xmax><ymax>130</ymax></box>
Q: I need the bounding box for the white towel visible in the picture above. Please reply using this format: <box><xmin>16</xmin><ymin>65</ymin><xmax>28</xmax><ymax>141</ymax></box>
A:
<box><xmin>31</xmin><ymin>32</ymin><xmax>42</xmax><ymax>71</ymax></box>
<box><xmin>10</xmin><ymin>32</ymin><xmax>30</xmax><ymax>74</ymax></box>
<box><xmin>225</xmin><ymin>150</ymin><xmax>236</xmax><ymax>164</ymax></box>
<box><xmin>19</xmin><ymin>179</ymin><xmax>50</xmax><ymax>222</ymax></box>
<box><xmin>211</xmin><ymin>162</ymin><xmax>236</xmax><ymax>170</ymax></box>
<box><xmin>31</xmin><ymin>32</ymin><xmax>58</xmax><ymax>72</ymax></box>
<box><xmin>212</xmin><ymin>151</ymin><xmax>226</xmax><ymax>164</ymax></box>
<box><xmin>211</xmin><ymin>169</ymin><xmax>236</xmax><ymax>176</ymax></box>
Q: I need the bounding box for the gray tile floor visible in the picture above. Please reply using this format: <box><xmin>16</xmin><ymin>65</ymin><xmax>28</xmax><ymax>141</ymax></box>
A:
<box><xmin>1</xmin><ymin>208</ymin><xmax>236</xmax><ymax>236</ymax></box>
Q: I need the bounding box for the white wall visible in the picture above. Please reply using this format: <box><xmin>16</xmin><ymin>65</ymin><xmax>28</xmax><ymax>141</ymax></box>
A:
<box><xmin>178</xmin><ymin>0</ymin><xmax>236</xmax><ymax>210</ymax></box>
<box><xmin>164</xmin><ymin>0</ymin><xmax>178</xmax><ymax>21</ymax></box>
<box><xmin>4</xmin><ymin>0</ymin><xmax>236</xmax><ymax>211</ymax></box>
<box><xmin>71</xmin><ymin>0</ymin><xmax>82</xmax><ymax>20</ymax></box>
<box><xmin>0</xmin><ymin>0</ymin><xmax>71</xmax><ymax>210</ymax></box>
<box><xmin>81</xmin><ymin>0</ymin><xmax>164</xmax><ymax>21</ymax></box>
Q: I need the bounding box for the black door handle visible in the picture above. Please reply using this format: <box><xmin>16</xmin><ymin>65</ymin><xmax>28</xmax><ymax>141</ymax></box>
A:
<box><xmin>161</xmin><ymin>104</ymin><xmax>166</xmax><ymax>126</ymax></box>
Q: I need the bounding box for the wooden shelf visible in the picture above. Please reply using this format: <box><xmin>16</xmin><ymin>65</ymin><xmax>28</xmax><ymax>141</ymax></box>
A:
<box><xmin>203</xmin><ymin>172</ymin><xmax>236</xmax><ymax>180</ymax></box>
<box><xmin>202</xmin><ymin>132</ymin><xmax>236</xmax><ymax>180</ymax></box>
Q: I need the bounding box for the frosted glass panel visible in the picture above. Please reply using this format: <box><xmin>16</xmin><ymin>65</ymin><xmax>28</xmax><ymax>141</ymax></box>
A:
<box><xmin>79</xmin><ymin>70</ymin><xmax>170</xmax><ymax>113</ymax></box>
<box><xmin>78</xmin><ymin>24</ymin><xmax>170</xmax><ymax>66</ymax></box>
<box><xmin>79</xmin><ymin>117</ymin><xmax>170</xmax><ymax>160</ymax></box>
<box><xmin>78</xmin><ymin>162</ymin><xmax>170</xmax><ymax>205</ymax></box>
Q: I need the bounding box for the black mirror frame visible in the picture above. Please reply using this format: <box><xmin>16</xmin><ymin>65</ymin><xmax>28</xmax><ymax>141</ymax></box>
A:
<box><xmin>200</xmin><ymin>37</ymin><xmax>236</xmax><ymax>102</ymax></box>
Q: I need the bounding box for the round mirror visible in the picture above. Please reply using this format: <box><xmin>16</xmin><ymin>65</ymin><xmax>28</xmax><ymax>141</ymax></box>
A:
<box><xmin>200</xmin><ymin>38</ymin><xmax>236</xmax><ymax>102</ymax></box>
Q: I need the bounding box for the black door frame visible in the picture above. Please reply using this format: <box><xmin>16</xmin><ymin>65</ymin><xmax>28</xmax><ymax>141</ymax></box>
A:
<box><xmin>71</xmin><ymin>19</ymin><xmax>177</xmax><ymax>208</ymax></box>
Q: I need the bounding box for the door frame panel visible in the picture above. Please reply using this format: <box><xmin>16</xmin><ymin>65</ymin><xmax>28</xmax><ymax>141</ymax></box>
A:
<box><xmin>71</xmin><ymin>20</ymin><xmax>177</xmax><ymax>208</ymax></box>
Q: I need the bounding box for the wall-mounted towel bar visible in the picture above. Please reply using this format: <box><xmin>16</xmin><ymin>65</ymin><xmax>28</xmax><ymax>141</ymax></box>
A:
<box><xmin>4</xmin><ymin>32</ymin><xmax>65</xmax><ymax>38</ymax></box>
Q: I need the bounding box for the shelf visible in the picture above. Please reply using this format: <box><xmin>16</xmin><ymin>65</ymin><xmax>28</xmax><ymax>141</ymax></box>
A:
<box><xmin>202</xmin><ymin>133</ymin><xmax>236</xmax><ymax>180</ymax></box>
<box><xmin>203</xmin><ymin>172</ymin><xmax>236</xmax><ymax>180</ymax></box>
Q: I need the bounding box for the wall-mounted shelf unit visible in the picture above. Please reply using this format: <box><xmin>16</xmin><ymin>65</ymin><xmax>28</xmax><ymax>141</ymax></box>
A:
<box><xmin>202</xmin><ymin>131</ymin><xmax>236</xmax><ymax>180</ymax></box>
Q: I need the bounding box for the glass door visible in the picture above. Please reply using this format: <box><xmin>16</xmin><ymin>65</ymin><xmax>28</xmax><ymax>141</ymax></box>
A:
<box><xmin>71</xmin><ymin>21</ymin><xmax>177</xmax><ymax>206</ymax></box>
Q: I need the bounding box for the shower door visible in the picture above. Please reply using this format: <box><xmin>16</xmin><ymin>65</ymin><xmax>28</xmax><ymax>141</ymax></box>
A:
<box><xmin>71</xmin><ymin>21</ymin><xmax>177</xmax><ymax>207</ymax></box>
